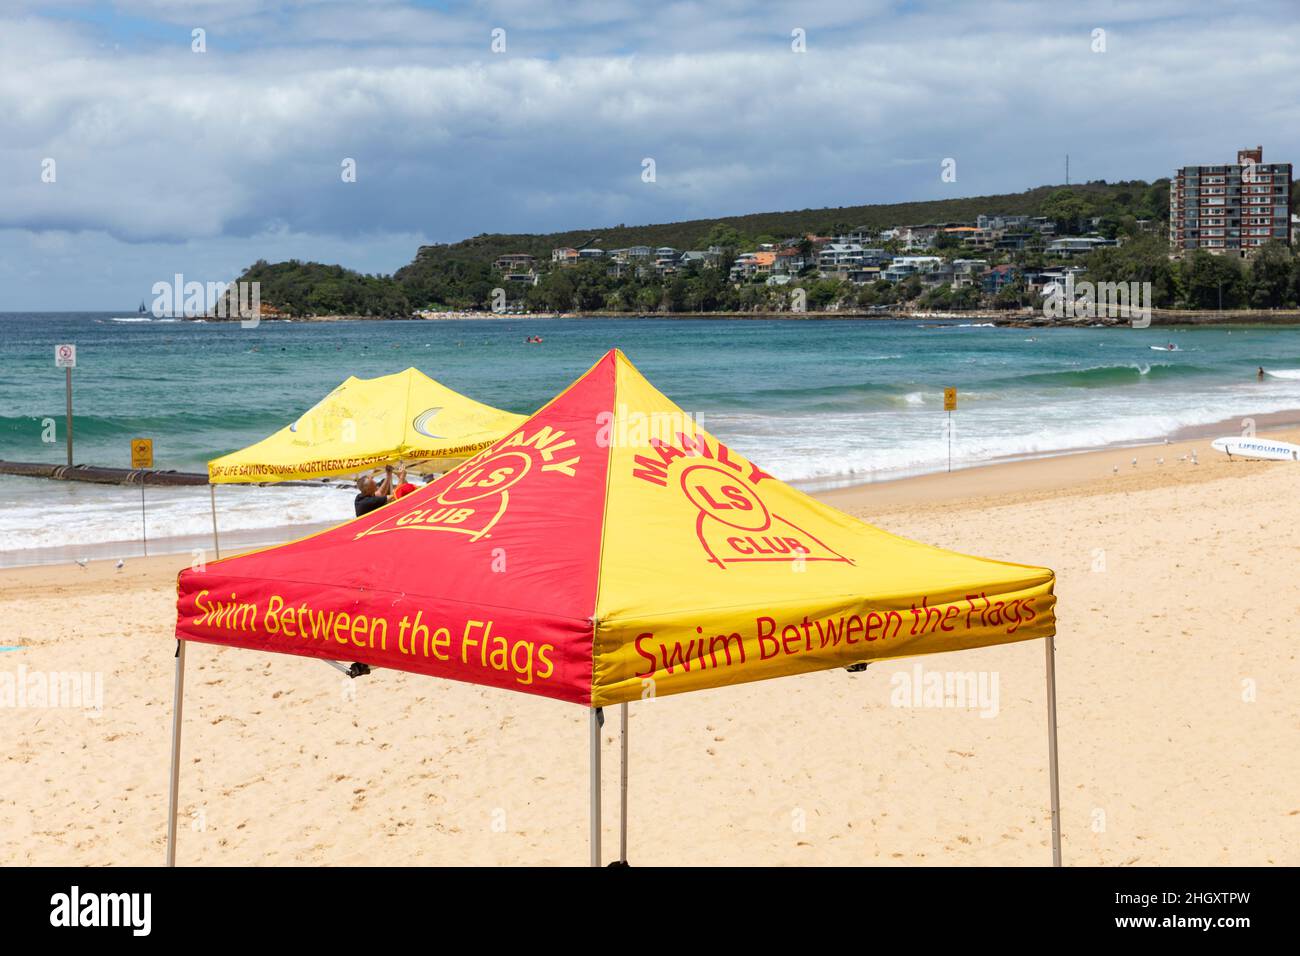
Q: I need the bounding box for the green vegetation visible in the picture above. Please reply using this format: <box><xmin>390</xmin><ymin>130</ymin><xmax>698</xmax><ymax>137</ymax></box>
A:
<box><xmin>1083</xmin><ymin>237</ymin><xmax>1300</xmax><ymax>309</ymax></box>
<box><xmin>236</xmin><ymin>260</ymin><xmax>410</xmax><ymax>316</ymax></box>
<box><xmin>219</xmin><ymin>178</ymin><xmax>1300</xmax><ymax>316</ymax></box>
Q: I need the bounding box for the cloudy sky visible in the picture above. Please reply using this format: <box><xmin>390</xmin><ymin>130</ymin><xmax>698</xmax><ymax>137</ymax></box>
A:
<box><xmin>2</xmin><ymin>0</ymin><xmax>1299</xmax><ymax>309</ymax></box>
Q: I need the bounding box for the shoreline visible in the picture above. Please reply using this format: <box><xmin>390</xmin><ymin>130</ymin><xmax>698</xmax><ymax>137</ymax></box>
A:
<box><xmin>7</xmin><ymin>410</ymin><xmax>1298</xmax><ymax>570</ymax></box>
<box><xmin>182</xmin><ymin>308</ymin><xmax>1300</xmax><ymax>326</ymax></box>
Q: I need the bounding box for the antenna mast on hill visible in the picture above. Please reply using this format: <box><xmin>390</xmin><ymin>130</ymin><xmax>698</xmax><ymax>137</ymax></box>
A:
<box><xmin>1066</xmin><ymin>154</ymin><xmax>1070</xmax><ymax>186</ymax></box>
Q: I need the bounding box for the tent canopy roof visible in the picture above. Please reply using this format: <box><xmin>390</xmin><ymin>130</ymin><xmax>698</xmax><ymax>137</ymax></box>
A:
<box><xmin>206</xmin><ymin>367</ymin><xmax>527</xmax><ymax>483</ymax></box>
<box><xmin>178</xmin><ymin>350</ymin><xmax>1056</xmax><ymax>705</ymax></box>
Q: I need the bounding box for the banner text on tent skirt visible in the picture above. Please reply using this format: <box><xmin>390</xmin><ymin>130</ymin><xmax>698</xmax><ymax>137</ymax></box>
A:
<box><xmin>189</xmin><ymin>590</ymin><xmax>556</xmax><ymax>687</ymax></box>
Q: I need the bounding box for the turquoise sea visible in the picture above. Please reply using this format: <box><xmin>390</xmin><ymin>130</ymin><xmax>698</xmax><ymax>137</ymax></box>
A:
<box><xmin>2</xmin><ymin>312</ymin><xmax>1299</xmax><ymax>560</ymax></box>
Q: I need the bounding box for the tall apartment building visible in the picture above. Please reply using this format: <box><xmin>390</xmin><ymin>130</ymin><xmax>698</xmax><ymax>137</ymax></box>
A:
<box><xmin>1170</xmin><ymin>146</ymin><xmax>1292</xmax><ymax>256</ymax></box>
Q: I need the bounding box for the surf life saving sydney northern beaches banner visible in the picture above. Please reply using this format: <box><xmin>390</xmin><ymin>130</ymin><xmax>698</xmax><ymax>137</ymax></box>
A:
<box><xmin>176</xmin><ymin>350</ymin><xmax>1056</xmax><ymax>706</ymax></box>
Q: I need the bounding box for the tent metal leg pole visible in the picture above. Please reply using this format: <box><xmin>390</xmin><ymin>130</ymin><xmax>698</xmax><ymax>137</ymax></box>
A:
<box><xmin>619</xmin><ymin>702</ymin><xmax>628</xmax><ymax>863</ymax></box>
<box><xmin>209</xmin><ymin>484</ymin><xmax>221</xmax><ymax>559</ymax></box>
<box><xmin>1045</xmin><ymin>635</ymin><xmax>1062</xmax><ymax>867</ymax></box>
<box><xmin>589</xmin><ymin>707</ymin><xmax>601</xmax><ymax>867</ymax></box>
<box><xmin>166</xmin><ymin>639</ymin><xmax>187</xmax><ymax>867</ymax></box>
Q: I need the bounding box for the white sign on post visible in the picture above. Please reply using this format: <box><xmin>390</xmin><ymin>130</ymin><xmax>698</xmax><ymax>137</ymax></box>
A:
<box><xmin>55</xmin><ymin>344</ymin><xmax>77</xmax><ymax>368</ymax></box>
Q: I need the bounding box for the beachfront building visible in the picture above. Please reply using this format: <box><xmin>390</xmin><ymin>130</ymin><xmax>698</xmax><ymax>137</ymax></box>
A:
<box><xmin>1170</xmin><ymin>145</ymin><xmax>1293</xmax><ymax>256</ymax></box>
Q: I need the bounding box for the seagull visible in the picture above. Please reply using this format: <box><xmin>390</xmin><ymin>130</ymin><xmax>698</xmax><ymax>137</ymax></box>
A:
<box><xmin>1112</xmin><ymin>464</ymin><xmax>1119</xmax><ymax>475</ymax></box>
<box><xmin>1191</xmin><ymin>451</ymin><xmax>1199</xmax><ymax>466</ymax></box>
<box><xmin>75</xmin><ymin>558</ymin><xmax>89</xmax><ymax>569</ymax></box>
<box><xmin>115</xmin><ymin>559</ymin><xmax>125</xmax><ymax>571</ymax></box>
<box><xmin>1156</xmin><ymin>457</ymin><xmax>1164</xmax><ymax>466</ymax></box>
<box><xmin>1131</xmin><ymin>457</ymin><xmax>1138</xmax><ymax>468</ymax></box>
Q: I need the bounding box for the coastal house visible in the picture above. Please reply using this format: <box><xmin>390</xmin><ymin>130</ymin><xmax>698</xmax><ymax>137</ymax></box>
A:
<box><xmin>677</xmin><ymin>250</ymin><xmax>712</xmax><ymax>269</ymax></box>
<box><xmin>551</xmin><ymin>247</ymin><xmax>579</xmax><ymax>265</ymax></box>
<box><xmin>1045</xmin><ymin>236</ymin><xmax>1118</xmax><ymax>256</ymax></box>
<box><xmin>653</xmin><ymin>247</ymin><xmax>681</xmax><ymax>275</ymax></box>
<box><xmin>830</xmin><ymin>226</ymin><xmax>876</xmax><ymax>245</ymax></box>
<box><xmin>882</xmin><ymin>256</ymin><xmax>942</xmax><ymax>282</ymax></box>
<box><xmin>817</xmin><ymin>242</ymin><xmax>868</xmax><ymax>274</ymax></box>
<box><xmin>494</xmin><ymin>253</ymin><xmax>536</xmax><ymax>273</ymax></box>
<box><xmin>943</xmin><ymin>226</ymin><xmax>981</xmax><ymax>245</ymax></box>
<box><xmin>729</xmin><ymin>250</ymin><xmax>776</xmax><ymax>281</ymax></box>
<box><xmin>981</xmin><ymin>263</ymin><xmax>1020</xmax><ymax>293</ymax></box>
<box><xmin>1031</xmin><ymin>266</ymin><xmax>1087</xmax><ymax>299</ymax></box>
<box><xmin>951</xmin><ymin>259</ymin><xmax>990</xmax><ymax>287</ymax></box>
<box><xmin>995</xmin><ymin>232</ymin><xmax>1036</xmax><ymax>252</ymax></box>
<box><xmin>977</xmin><ymin>214</ymin><xmax>1030</xmax><ymax>231</ymax></box>
<box><xmin>897</xmin><ymin>225</ymin><xmax>941</xmax><ymax>251</ymax></box>
<box><xmin>578</xmin><ymin>248</ymin><xmax>605</xmax><ymax>260</ymax></box>
<box><xmin>847</xmin><ymin>267</ymin><xmax>883</xmax><ymax>284</ymax></box>
<box><xmin>773</xmin><ymin>247</ymin><xmax>811</xmax><ymax>275</ymax></box>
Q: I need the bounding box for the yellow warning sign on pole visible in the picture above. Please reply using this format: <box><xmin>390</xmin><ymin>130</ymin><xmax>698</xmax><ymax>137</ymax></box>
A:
<box><xmin>131</xmin><ymin>438</ymin><xmax>154</xmax><ymax>469</ymax></box>
<box><xmin>943</xmin><ymin>387</ymin><xmax>957</xmax><ymax>411</ymax></box>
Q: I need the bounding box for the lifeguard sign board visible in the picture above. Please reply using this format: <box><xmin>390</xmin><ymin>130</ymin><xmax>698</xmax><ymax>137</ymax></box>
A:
<box><xmin>55</xmin><ymin>344</ymin><xmax>77</xmax><ymax>368</ymax></box>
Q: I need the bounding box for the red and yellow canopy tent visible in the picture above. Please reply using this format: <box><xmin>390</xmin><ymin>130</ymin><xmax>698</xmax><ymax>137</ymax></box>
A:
<box><xmin>167</xmin><ymin>349</ymin><xmax>1062</xmax><ymax>866</ymax></box>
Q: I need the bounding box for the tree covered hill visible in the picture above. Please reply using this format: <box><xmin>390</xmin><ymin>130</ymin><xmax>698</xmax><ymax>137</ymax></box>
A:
<box><xmin>230</xmin><ymin>179</ymin><xmax>1173</xmax><ymax>315</ymax></box>
<box><xmin>400</xmin><ymin>179</ymin><xmax>1169</xmax><ymax>271</ymax></box>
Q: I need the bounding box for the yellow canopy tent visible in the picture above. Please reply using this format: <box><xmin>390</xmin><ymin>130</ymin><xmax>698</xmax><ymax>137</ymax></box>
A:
<box><xmin>200</xmin><ymin>368</ymin><xmax>527</xmax><ymax>557</ymax></box>
<box><xmin>207</xmin><ymin>367</ymin><xmax>527</xmax><ymax>483</ymax></box>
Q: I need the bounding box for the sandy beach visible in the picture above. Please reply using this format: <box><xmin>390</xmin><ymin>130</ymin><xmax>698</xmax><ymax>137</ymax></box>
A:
<box><xmin>2</xmin><ymin>428</ymin><xmax>1298</xmax><ymax>866</ymax></box>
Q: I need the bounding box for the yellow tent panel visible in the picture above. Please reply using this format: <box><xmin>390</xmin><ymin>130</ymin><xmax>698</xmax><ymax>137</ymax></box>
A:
<box><xmin>207</xmin><ymin>367</ymin><xmax>527</xmax><ymax>483</ymax></box>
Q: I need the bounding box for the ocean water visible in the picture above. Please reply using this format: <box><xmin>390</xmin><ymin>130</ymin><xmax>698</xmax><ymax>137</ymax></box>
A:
<box><xmin>2</xmin><ymin>312</ymin><xmax>1299</xmax><ymax>560</ymax></box>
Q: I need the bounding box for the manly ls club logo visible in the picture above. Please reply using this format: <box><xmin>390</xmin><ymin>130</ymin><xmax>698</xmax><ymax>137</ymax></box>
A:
<box><xmin>353</xmin><ymin>425</ymin><xmax>582</xmax><ymax>542</ymax></box>
<box><xmin>631</xmin><ymin>432</ymin><xmax>852</xmax><ymax>569</ymax></box>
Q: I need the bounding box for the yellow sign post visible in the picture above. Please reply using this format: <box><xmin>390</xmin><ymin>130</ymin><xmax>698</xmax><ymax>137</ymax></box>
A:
<box><xmin>943</xmin><ymin>388</ymin><xmax>956</xmax><ymax>472</ymax></box>
<box><xmin>132</xmin><ymin>438</ymin><xmax>154</xmax><ymax>555</ymax></box>
<box><xmin>131</xmin><ymin>438</ymin><xmax>154</xmax><ymax>469</ymax></box>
